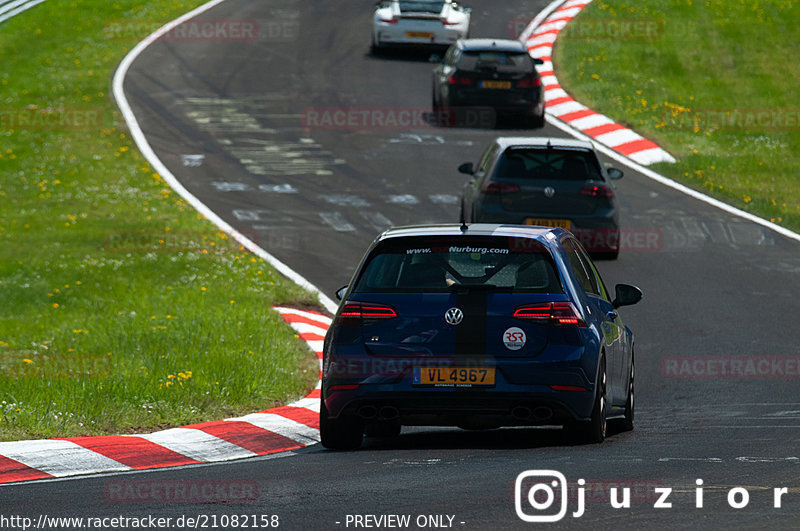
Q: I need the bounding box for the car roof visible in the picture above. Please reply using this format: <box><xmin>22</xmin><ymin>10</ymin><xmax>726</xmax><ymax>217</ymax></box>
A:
<box><xmin>457</xmin><ymin>38</ymin><xmax>528</xmax><ymax>53</ymax></box>
<box><xmin>492</xmin><ymin>136</ymin><xmax>596</xmax><ymax>151</ymax></box>
<box><xmin>375</xmin><ymin>223</ymin><xmax>568</xmax><ymax>246</ymax></box>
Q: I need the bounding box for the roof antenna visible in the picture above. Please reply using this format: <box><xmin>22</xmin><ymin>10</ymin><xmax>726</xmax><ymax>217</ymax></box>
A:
<box><xmin>546</xmin><ymin>138</ymin><xmax>552</xmax><ymax>150</ymax></box>
<box><xmin>460</xmin><ymin>220</ymin><xmax>468</xmax><ymax>232</ymax></box>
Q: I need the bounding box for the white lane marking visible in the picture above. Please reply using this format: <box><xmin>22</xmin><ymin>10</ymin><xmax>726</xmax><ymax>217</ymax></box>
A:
<box><xmin>181</xmin><ymin>154</ymin><xmax>205</xmax><ymax>167</ymax></box>
<box><xmin>628</xmin><ymin>147</ymin><xmax>675</xmax><ymax>165</ymax></box>
<box><xmin>0</xmin><ymin>440</ymin><xmax>131</xmax><ymax>477</ymax></box>
<box><xmin>658</xmin><ymin>457</ymin><xmax>724</xmax><ymax>462</ymax></box>
<box><xmin>568</xmin><ymin>113</ymin><xmax>613</xmax><ymax>130</ymax></box>
<box><xmin>594</xmin><ymin>128</ymin><xmax>643</xmax><ymax>147</ymax></box>
<box><xmin>547</xmin><ymin>101</ymin><xmax>586</xmax><ymax>116</ymax></box>
<box><xmin>136</xmin><ymin>428</ymin><xmax>256</xmax><ymax>463</ymax></box>
<box><xmin>211</xmin><ymin>181</ymin><xmax>252</xmax><ymax>192</ymax></box>
<box><xmin>429</xmin><ymin>194</ymin><xmax>459</xmax><ymax>205</ymax></box>
<box><xmin>736</xmin><ymin>457</ymin><xmax>799</xmax><ymax>463</ymax></box>
<box><xmin>232</xmin><ymin>209</ymin><xmax>263</xmax><ymax>221</ymax></box>
<box><xmin>360</xmin><ymin>211</ymin><xmax>393</xmax><ymax>232</ymax></box>
<box><xmin>305</xmin><ymin>339</ymin><xmax>324</xmax><ymax>352</ymax></box>
<box><xmin>318</xmin><ymin>212</ymin><xmax>355</xmax><ymax>232</ymax></box>
<box><xmin>112</xmin><ymin>0</ymin><xmax>338</xmax><ymax>314</ymax></box>
<box><xmin>541</xmin><ymin>75</ymin><xmax>559</xmax><ymax>86</ymax></box>
<box><xmin>320</xmin><ymin>194</ymin><xmax>370</xmax><ymax>207</ymax></box>
<box><xmin>230</xmin><ymin>413</ymin><xmax>321</xmax><ymax>445</ymax></box>
<box><xmin>0</xmin><ymin>0</ymin><xmax>46</xmax><ymax>23</ymax></box>
<box><xmin>286</xmin><ymin>321</ymin><xmax>329</xmax><ymax>337</ymax></box>
<box><xmin>288</xmin><ymin>397</ymin><xmax>321</xmax><ymax>412</ymax></box>
<box><xmin>544</xmin><ymin>88</ymin><xmax>569</xmax><ymax>102</ymax></box>
<box><xmin>259</xmin><ymin>183</ymin><xmax>298</xmax><ymax>193</ymax></box>
<box><xmin>388</xmin><ymin>194</ymin><xmax>419</xmax><ymax>205</ymax></box>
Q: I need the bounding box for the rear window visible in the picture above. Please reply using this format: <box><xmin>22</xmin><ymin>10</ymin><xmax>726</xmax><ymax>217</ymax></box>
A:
<box><xmin>493</xmin><ymin>148</ymin><xmax>603</xmax><ymax>181</ymax></box>
<box><xmin>457</xmin><ymin>51</ymin><xmax>534</xmax><ymax>73</ymax></box>
<box><xmin>398</xmin><ymin>1</ymin><xmax>444</xmax><ymax>13</ymax></box>
<box><xmin>353</xmin><ymin>236</ymin><xmax>563</xmax><ymax>293</ymax></box>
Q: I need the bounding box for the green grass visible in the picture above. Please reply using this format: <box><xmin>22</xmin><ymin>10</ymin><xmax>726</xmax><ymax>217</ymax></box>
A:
<box><xmin>553</xmin><ymin>0</ymin><xmax>800</xmax><ymax>230</ymax></box>
<box><xmin>0</xmin><ymin>1</ymin><xmax>320</xmax><ymax>440</ymax></box>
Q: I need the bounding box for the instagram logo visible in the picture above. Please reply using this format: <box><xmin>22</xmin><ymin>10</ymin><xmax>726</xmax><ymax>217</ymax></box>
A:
<box><xmin>515</xmin><ymin>470</ymin><xmax>576</xmax><ymax>522</ymax></box>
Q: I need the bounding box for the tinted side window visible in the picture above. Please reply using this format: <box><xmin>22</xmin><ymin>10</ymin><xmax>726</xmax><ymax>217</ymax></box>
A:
<box><xmin>476</xmin><ymin>143</ymin><xmax>500</xmax><ymax>175</ymax></box>
<box><xmin>562</xmin><ymin>238</ymin><xmax>599</xmax><ymax>296</ymax></box>
<box><xmin>444</xmin><ymin>45</ymin><xmax>459</xmax><ymax>66</ymax></box>
<box><xmin>576</xmin><ymin>245</ymin><xmax>610</xmax><ymax>301</ymax></box>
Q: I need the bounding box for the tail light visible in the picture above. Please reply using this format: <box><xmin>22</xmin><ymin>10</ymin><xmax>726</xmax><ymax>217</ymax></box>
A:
<box><xmin>482</xmin><ymin>181</ymin><xmax>520</xmax><ymax>194</ymax></box>
<box><xmin>517</xmin><ymin>77</ymin><xmax>542</xmax><ymax>88</ymax></box>
<box><xmin>379</xmin><ymin>17</ymin><xmax>398</xmax><ymax>24</ymax></box>
<box><xmin>513</xmin><ymin>302</ymin><xmax>587</xmax><ymax>327</ymax></box>
<box><xmin>441</xmin><ymin>19</ymin><xmax>460</xmax><ymax>25</ymax></box>
<box><xmin>448</xmin><ymin>75</ymin><xmax>473</xmax><ymax>86</ymax></box>
<box><xmin>580</xmin><ymin>185</ymin><xmax>614</xmax><ymax>199</ymax></box>
<box><xmin>338</xmin><ymin>302</ymin><xmax>397</xmax><ymax>325</ymax></box>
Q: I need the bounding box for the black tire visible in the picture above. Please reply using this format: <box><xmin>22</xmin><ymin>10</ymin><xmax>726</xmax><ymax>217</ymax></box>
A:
<box><xmin>370</xmin><ymin>36</ymin><xmax>382</xmax><ymax>56</ymax></box>
<box><xmin>527</xmin><ymin>112</ymin><xmax>545</xmax><ymax>129</ymax></box>
<box><xmin>364</xmin><ymin>422</ymin><xmax>401</xmax><ymax>438</ymax></box>
<box><xmin>320</xmin><ymin>399</ymin><xmax>363</xmax><ymax>450</ymax></box>
<box><xmin>566</xmin><ymin>357</ymin><xmax>607</xmax><ymax>444</ymax></box>
<box><xmin>616</xmin><ymin>356</ymin><xmax>634</xmax><ymax>432</ymax></box>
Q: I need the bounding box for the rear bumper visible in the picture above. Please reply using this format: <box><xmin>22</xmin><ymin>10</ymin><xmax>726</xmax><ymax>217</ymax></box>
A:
<box><xmin>374</xmin><ymin>26</ymin><xmax>465</xmax><ymax>47</ymax></box>
<box><xmin>325</xmin><ymin>389</ymin><xmax>593</xmax><ymax>427</ymax></box>
<box><xmin>322</xmin><ymin>354</ymin><xmax>597</xmax><ymax>426</ymax></box>
<box><xmin>448</xmin><ymin>93</ymin><xmax>545</xmax><ymax>117</ymax></box>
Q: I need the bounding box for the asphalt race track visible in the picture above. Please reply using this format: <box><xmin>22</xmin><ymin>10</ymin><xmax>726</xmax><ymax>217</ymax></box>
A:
<box><xmin>3</xmin><ymin>0</ymin><xmax>799</xmax><ymax>528</ymax></box>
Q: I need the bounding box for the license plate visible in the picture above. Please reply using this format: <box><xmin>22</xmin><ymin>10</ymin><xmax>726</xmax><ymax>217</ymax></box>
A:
<box><xmin>406</xmin><ymin>31</ymin><xmax>433</xmax><ymax>39</ymax></box>
<box><xmin>480</xmin><ymin>80</ymin><xmax>511</xmax><ymax>89</ymax></box>
<box><xmin>413</xmin><ymin>367</ymin><xmax>495</xmax><ymax>387</ymax></box>
<box><xmin>526</xmin><ymin>218</ymin><xmax>571</xmax><ymax>229</ymax></box>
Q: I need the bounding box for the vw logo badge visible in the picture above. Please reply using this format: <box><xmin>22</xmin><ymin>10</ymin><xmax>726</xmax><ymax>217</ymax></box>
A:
<box><xmin>544</xmin><ymin>186</ymin><xmax>556</xmax><ymax>198</ymax></box>
<box><xmin>444</xmin><ymin>307</ymin><xmax>464</xmax><ymax>326</ymax></box>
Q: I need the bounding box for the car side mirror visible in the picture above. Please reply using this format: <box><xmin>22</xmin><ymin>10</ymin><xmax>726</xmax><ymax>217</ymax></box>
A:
<box><xmin>336</xmin><ymin>285</ymin><xmax>348</xmax><ymax>301</ymax></box>
<box><xmin>612</xmin><ymin>284</ymin><xmax>642</xmax><ymax>308</ymax></box>
<box><xmin>533</xmin><ymin>57</ymin><xmax>545</xmax><ymax>65</ymax></box>
<box><xmin>458</xmin><ymin>162</ymin><xmax>474</xmax><ymax>175</ymax></box>
<box><xmin>607</xmin><ymin>167</ymin><xmax>623</xmax><ymax>180</ymax></box>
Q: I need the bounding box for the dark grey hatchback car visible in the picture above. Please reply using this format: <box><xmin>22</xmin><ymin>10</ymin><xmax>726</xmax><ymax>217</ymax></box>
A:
<box><xmin>432</xmin><ymin>39</ymin><xmax>546</xmax><ymax>128</ymax></box>
<box><xmin>459</xmin><ymin>137</ymin><xmax>624</xmax><ymax>259</ymax></box>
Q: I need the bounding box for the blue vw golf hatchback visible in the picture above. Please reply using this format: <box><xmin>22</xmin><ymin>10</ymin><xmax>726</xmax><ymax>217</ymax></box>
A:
<box><xmin>321</xmin><ymin>224</ymin><xmax>641</xmax><ymax>449</ymax></box>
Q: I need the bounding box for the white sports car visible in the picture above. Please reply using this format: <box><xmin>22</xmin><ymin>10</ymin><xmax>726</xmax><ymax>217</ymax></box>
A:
<box><xmin>372</xmin><ymin>1</ymin><xmax>471</xmax><ymax>53</ymax></box>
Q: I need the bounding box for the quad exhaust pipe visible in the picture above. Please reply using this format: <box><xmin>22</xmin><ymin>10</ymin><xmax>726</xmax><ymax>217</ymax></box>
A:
<box><xmin>357</xmin><ymin>405</ymin><xmax>400</xmax><ymax>421</ymax></box>
<box><xmin>512</xmin><ymin>406</ymin><xmax>553</xmax><ymax>421</ymax></box>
